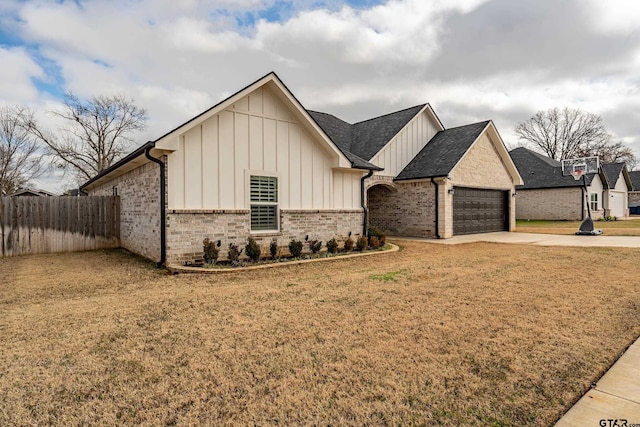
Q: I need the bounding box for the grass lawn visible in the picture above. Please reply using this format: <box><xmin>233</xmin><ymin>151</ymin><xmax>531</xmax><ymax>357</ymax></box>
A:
<box><xmin>516</xmin><ymin>218</ymin><xmax>640</xmax><ymax>235</ymax></box>
<box><xmin>1</xmin><ymin>242</ymin><xmax>639</xmax><ymax>426</ymax></box>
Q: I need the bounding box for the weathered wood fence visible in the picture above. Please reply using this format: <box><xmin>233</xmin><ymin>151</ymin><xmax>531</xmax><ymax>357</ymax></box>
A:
<box><xmin>0</xmin><ymin>196</ymin><xmax>120</xmax><ymax>257</ymax></box>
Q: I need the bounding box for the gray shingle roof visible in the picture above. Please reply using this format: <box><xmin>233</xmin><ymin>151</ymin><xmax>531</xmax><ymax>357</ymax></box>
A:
<box><xmin>509</xmin><ymin>147</ymin><xmax>595</xmax><ymax>189</ymax></box>
<box><xmin>601</xmin><ymin>163</ymin><xmax>625</xmax><ymax>188</ymax></box>
<box><xmin>308</xmin><ymin>105</ymin><xmax>426</xmax><ymax>161</ymax></box>
<box><xmin>629</xmin><ymin>170</ymin><xmax>640</xmax><ymax>191</ymax></box>
<box><xmin>394</xmin><ymin>121</ymin><xmax>490</xmax><ymax>181</ymax></box>
<box><xmin>305</xmin><ymin>110</ymin><xmax>382</xmax><ymax>170</ymax></box>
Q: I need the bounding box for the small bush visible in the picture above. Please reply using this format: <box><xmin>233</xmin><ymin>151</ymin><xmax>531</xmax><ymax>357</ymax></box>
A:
<box><xmin>367</xmin><ymin>226</ymin><xmax>386</xmax><ymax>246</ymax></box>
<box><xmin>289</xmin><ymin>239</ymin><xmax>304</xmax><ymax>258</ymax></box>
<box><xmin>227</xmin><ymin>242</ymin><xmax>243</xmax><ymax>262</ymax></box>
<box><xmin>202</xmin><ymin>238</ymin><xmax>220</xmax><ymax>264</ymax></box>
<box><xmin>308</xmin><ymin>239</ymin><xmax>322</xmax><ymax>254</ymax></box>
<box><xmin>369</xmin><ymin>236</ymin><xmax>380</xmax><ymax>249</ymax></box>
<box><xmin>245</xmin><ymin>237</ymin><xmax>261</xmax><ymax>262</ymax></box>
<box><xmin>326</xmin><ymin>238</ymin><xmax>339</xmax><ymax>254</ymax></box>
<box><xmin>356</xmin><ymin>235</ymin><xmax>368</xmax><ymax>251</ymax></box>
<box><xmin>270</xmin><ymin>238</ymin><xmax>279</xmax><ymax>259</ymax></box>
<box><xmin>343</xmin><ymin>237</ymin><xmax>354</xmax><ymax>252</ymax></box>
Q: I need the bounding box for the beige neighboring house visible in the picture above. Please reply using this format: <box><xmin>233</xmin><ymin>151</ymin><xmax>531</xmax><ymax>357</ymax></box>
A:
<box><xmin>8</xmin><ymin>188</ymin><xmax>57</xmax><ymax>197</ymax></box>
<box><xmin>81</xmin><ymin>72</ymin><xmax>522</xmax><ymax>265</ymax></box>
<box><xmin>510</xmin><ymin>147</ymin><xmax>631</xmax><ymax>220</ymax></box>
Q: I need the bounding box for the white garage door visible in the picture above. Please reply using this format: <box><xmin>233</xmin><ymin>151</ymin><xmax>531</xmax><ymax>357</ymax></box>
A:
<box><xmin>609</xmin><ymin>192</ymin><xmax>625</xmax><ymax>218</ymax></box>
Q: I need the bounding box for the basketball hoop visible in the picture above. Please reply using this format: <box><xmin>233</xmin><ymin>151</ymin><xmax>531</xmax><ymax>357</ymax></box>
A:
<box><xmin>570</xmin><ymin>170</ymin><xmax>584</xmax><ymax>181</ymax></box>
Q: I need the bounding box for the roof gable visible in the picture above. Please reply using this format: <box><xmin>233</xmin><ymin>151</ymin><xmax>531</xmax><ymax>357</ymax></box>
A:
<box><xmin>394</xmin><ymin>121</ymin><xmax>490</xmax><ymax>180</ymax></box>
<box><xmin>629</xmin><ymin>170</ymin><xmax>640</xmax><ymax>191</ymax></box>
<box><xmin>309</xmin><ymin>104</ymin><xmax>442</xmax><ymax>162</ymax></box>
<box><xmin>600</xmin><ymin>163</ymin><xmax>630</xmax><ymax>190</ymax></box>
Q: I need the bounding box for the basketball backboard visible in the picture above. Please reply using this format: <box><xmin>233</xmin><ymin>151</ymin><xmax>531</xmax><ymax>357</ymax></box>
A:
<box><xmin>561</xmin><ymin>156</ymin><xmax>599</xmax><ymax>176</ymax></box>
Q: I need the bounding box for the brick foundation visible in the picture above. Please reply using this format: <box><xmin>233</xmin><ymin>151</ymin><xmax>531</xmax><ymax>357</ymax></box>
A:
<box><xmin>166</xmin><ymin>209</ymin><xmax>363</xmax><ymax>264</ymax></box>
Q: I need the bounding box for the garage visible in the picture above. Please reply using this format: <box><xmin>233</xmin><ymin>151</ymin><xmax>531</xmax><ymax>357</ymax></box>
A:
<box><xmin>453</xmin><ymin>187</ymin><xmax>509</xmax><ymax>235</ymax></box>
<box><xmin>609</xmin><ymin>191</ymin><xmax>626</xmax><ymax>218</ymax></box>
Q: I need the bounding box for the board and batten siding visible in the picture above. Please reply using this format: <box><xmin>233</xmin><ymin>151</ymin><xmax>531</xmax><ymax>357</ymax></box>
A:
<box><xmin>167</xmin><ymin>86</ymin><xmax>362</xmax><ymax>211</ymax></box>
<box><xmin>369</xmin><ymin>111</ymin><xmax>440</xmax><ymax>177</ymax></box>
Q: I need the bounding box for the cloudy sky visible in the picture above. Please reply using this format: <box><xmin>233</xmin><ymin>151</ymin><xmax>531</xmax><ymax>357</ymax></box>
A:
<box><xmin>1</xmin><ymin>0</ymin><xmax>639</xmax><ymax>193</ymax></box>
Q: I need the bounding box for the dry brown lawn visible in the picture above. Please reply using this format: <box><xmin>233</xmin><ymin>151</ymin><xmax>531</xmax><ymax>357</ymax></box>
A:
<box><xmin>516</xmin><ymin>218</ymin><xmax>640</xmax><ymax>235</ymax></box>
<box><xmin>1</xmin><ymin>242</ymin><xmax>639</xmax><ymax>426</ymax></box>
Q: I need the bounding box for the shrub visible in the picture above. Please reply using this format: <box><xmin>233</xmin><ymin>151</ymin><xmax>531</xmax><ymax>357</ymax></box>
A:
<box><xmin>326</xmin><ymin>238</ymin><xmax>339</xmax><ymax>254</ymax></box>
<box><xmin>270</xmin><ymin>238</ymin><xmax>279</xmax><ymax>260</ymax></box>
<box><xmin>202</xmin><ymin>238</ymin><xmax>220</xmax><ymax>264</ymax></box>
<box><xmin>227</xmin><ymin>242</ymin><xmax>243</xmax><ymax>262</ymax></box>
<box><xmin>289</xmin><ymin>238</ymin><xmax>304</xmax><ymax>258</ymax></box>
<box><xmin>343</xmin><ymin>237</ymin><xmax>355</xmax><ymax>252</ymax></box>
<box><xmin>356</xmin><ymin>235</ymin><xmax>368</xmax><ymax>251</ymax></box>
<box><xmin>367</xmin><ymin>226</ymin><xmax>386</xmax><ymax>246</ymax></box>
<box><xmin>308</xmin><ymin>239</ymin><xmax>322</xmax><ymax>254</ymax></box>
<box><xmin>245</xmin><ymin>237</ymin><xmax>261</xmax><ymax>262</ymax></box>
<box><xmin>369</xmin><ymin>236</ymin><xmax>380</xmax><ymax>249</ymax></box>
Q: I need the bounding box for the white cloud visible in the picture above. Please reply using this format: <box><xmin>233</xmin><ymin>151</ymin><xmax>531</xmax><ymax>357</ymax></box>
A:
<box><xmin>0</xmin><ymin>47</ymin><xmax>44</xmax><ymax>103</ymax></box>
<box><xmin>3</xmin><ymin>0</ymin><xmax>640</xmax><ymax>193</ymax></box>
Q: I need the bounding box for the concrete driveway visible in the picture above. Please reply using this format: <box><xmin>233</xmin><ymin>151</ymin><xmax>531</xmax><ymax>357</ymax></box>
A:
<box><xmin>396</xmin><ymin>231</ymin><xmax>640</xmax><ymax>248</ymax></box>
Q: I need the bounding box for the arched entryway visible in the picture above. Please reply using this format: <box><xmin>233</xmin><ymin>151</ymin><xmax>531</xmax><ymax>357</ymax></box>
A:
<box><xmin>366</xmin><ymin>183</ymin><xmax>399</xmax><ymax>234</ymax></box>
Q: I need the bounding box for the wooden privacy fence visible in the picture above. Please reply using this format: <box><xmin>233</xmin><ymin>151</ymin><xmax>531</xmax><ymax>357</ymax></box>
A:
<box><xmin>0</xmin><ymin>196</ymin><xmax>120</xmax><ymax>257</ymax></box>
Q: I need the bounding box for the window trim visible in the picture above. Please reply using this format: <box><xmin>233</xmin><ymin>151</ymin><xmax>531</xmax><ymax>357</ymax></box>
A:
<box><xmin>590</xmin><ymin>192</ymin><xmax>598</xmax><ymax>211</ymax></box>
<box><xmin>247</xmin><ymin>171</ymin><xmax>280</xmax><ymax>233</ymax></box>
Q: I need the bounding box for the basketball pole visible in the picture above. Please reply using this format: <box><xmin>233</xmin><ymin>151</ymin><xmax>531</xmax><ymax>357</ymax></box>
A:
<box><xmin>583</xmin><ymin>174</ymin><xmax>592</xmax><ymax>219</ymax></box>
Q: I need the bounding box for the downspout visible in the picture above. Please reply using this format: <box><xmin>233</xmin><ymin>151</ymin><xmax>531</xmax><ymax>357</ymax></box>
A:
<box><xmin>145</xmin><ymin>146</ymin><xmax>166</xmax><ymax>268</ymax></box>
<box><xmin>430</xmin><ymin>178</ymin><xmax>441</xmax><ymax>239</ymax></box>
<box><xmin>361</xmin><ymin>169</ymin><xmax>374</xmax><ymax>237</ymax></box>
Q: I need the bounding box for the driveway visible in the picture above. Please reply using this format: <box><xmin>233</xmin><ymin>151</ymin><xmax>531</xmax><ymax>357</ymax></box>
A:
<box><xmin>394</xmin><ymin>232</ymin><xmax>640</xmax><ymax>248</ymax></box>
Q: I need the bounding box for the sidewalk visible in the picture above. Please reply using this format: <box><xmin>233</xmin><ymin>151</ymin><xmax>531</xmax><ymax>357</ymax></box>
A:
<box><xmin>394</xmin><ymin>231</ymin><xmax>640</xmax><ymax>248</ymax></box>
<box><xmin>555</xmin><ymin>337</ymin><xmax>640</xmax><ymax>426</ymax></box>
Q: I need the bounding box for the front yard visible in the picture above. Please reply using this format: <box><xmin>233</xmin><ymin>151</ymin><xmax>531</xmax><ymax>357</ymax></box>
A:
<box><xmin>1</xmin><ymin>242</ymin><xmax>639</xmax><ymax>426</ymax></box>
<box><xmin>516</xmin><ymin>218</ymin><xmax>640</xmax><ymax>235</ymax></box>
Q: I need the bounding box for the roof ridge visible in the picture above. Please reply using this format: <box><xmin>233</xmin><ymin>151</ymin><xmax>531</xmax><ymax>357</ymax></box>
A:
<box><xmin>352</xmin><ymin>104</ymin><xmax>427</xmax><ymax>126</ymax></box>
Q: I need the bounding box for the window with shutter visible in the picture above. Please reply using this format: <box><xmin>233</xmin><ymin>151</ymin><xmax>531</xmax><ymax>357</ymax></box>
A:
<box><xmin>250</xmin><ymin>175</ymin><xmax>278</xmax><ymax>231</ymax></box>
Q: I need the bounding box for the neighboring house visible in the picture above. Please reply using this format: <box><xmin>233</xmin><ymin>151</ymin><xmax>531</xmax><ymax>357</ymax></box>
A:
<box><xmin>510</xmin><ymin>147</ymin><xmax>631</xmax><ymax>220</ymax></box>
<box><xmin>81</xmin><ymin>72</ymin><xmax>523</xmax><ymax>265</ymax></box>
<box><xmin>8</xmin><ymin>188</ymin><xmax>57</xmax><ymax>197</ymax></box>
<box><xmin>628</xmin><ymin>171</ymin><xmax>640</xmax><ymax>214</ymax></box>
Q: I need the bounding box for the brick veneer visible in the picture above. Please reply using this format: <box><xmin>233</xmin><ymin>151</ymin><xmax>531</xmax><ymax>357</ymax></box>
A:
<box><xmin>90</xmin><ymin>161</ymin><xmax>162</xmax><ymax>261</ymax></box>
<box><xmin>166</xmin><ymin>209</ymin><xmax>363</xmax><ymax>264</ymax></box>
<box><xmin>516</xmin><ymin>188</ymin><xmax>604</xmax><ymax>220</ymax></box>
<box><xmin>367</xmin><ymin>181</ymin><xmax>436</xmax><ymax>238</ymax></box>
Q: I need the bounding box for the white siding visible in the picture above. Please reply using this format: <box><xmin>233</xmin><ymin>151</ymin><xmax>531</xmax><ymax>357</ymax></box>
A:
<box><xmin>370</xmin><ymin>110</ymin><xmax>440</xmax><ymax>177</ymax></box>
<box><xmin>167</xmin><ymin>86</ymin><xmax>360</xmax><ymax>210</ymax></box>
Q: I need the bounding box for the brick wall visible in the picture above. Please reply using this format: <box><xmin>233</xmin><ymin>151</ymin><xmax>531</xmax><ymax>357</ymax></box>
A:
<box><xmin>90</xmin><ymin>161</ymin><xmax>162</xmax><ymax>262</ymax></box>
<box><xmin>367</xmin><ymin>181</ymin><xmax>436</xmax><ymax>238</ymax></box>
<box><xmin>516</xmin><ymin>188</ymin><xmax>590</xmax><ymax>220</ymax></box>
<box><xmin>449</xmin><ymin>132</ymin><xmax>516</xmax><ymax>237</ymax></box>
<box><xmin>166</xmin><ymin>209</ymin><xmax>363</xmax><ymax>264</ymax></box>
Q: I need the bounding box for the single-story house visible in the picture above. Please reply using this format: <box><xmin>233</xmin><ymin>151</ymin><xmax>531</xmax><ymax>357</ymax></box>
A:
<box><xmin>629</xmin><ymin>171</ymin><xmax>640</xmax><ymax>215</ymax></box>
<box><xmin>81</xmin><ymin>72</ymin><xmax>522</xmax><ymax>265</ymax></box>
<box><xmin>510</xmin><ymin>147</ymin><xmax>631</xmax><ymax>220</ymax></box>
<box><xmin>8</xmin><ymin>188</ymin><xmax>57</xmax><ymax>197</ymax></box>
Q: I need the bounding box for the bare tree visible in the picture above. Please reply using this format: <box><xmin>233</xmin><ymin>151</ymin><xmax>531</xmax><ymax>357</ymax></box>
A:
<box><xmin>515</xmin><ymin>107</ymin><xmax>610</xmax><ymax>160</ymax></box>
<box><xmin>575</xmin><ymin>139</ymin><xmax>637</xmax><ymax>170</ymax></box>
<box><xmin>23</xmin><ymin>93</ymin><xmax>147</xmax><ymax>181</ymax></box>
<box><xmin>0</xmin><ymin>105</ymin><xmax>45</xmax><ymax>195</ymax></box>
